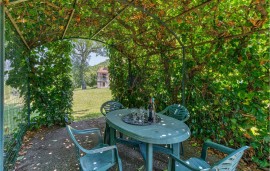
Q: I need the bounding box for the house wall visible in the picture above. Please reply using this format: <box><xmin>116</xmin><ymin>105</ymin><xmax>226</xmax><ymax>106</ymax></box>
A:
<box><xmin>97</xmin><ymin>72</ymin><xmax>110</xmax><ymax>88</ymax></box>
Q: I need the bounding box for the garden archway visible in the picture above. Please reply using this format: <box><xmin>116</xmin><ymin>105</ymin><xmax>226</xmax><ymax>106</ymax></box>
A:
<box><xmin>0</xmin><ymin>0</ymin><xmax>268</xmax><ymax>170</ymax></box>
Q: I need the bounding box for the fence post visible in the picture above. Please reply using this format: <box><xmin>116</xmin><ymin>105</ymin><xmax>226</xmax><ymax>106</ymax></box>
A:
<box><xmin>0</xmin><ymin>0</ymin><xmax>5</xmax><ymax>170</ymax></box>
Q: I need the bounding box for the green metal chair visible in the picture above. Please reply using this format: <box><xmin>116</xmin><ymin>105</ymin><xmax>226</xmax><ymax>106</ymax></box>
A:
<box><xmin>100</xmin><ymin>100</ymin><xmax>125</xmax><ymax>144</ymax></box>
<box><xmin>66</xmin><ymin>125</ymin><xmax>122</xmax><ymax>171</ymax></box>
<box><xmin>170</xmin><ymin>141</ymin><xmax>249</xmax><ymax>171</ymax></box>
<box><xmin>159</xmin><ymin>104</ymin><xmax>190</xmax><ymax>155</ymax></box>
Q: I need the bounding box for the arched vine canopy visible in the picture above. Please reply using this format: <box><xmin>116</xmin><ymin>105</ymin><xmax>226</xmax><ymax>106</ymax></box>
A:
<box><xmin>3</xmin><ymin>0</ymin><xmax>269</xmax><ymax>104</ymax></box>
<box><xmin>4</xmin><ymin>0</ymin><xmax>268</xmax><ymax>51</ymax></box>
<box><xmin>2</xmin><ymin>0</ymin><xmax>269</xmax><ymax>168</ymax></box>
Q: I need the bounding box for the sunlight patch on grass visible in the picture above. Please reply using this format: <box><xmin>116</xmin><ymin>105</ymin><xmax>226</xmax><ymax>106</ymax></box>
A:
<box><xmin>72</xmin><ymin>88</ymin><xmax>112</xmax><ymax>121</ymax></box>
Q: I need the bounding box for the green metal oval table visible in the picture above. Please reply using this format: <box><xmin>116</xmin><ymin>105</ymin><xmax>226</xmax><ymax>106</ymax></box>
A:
<box><xmin>106</xmin><ymin>109</ymin><xmax>191</xmax><ymax>171</ymax></box>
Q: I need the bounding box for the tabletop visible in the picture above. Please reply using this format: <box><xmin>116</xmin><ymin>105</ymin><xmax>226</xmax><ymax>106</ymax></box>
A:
<box><xmin>106</xmin><ymin>108</ymin><xmax>191</xmax><ymax>145</ymax></box>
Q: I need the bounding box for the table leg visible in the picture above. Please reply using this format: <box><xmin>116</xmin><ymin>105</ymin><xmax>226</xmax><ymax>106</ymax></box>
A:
<box><xmin>146</xmin><ymin>143</ymin><xmax>153</xmax><ymax>171</ymax></box>
<box><xmin>104</xmin><ymin>123</ymin><xmax>110</xmax><ymax>144</ymax></box>
<box><xmin>168</xmin><ymin>143</ymin><xmax>180</xmax><ymax>171</ymax></box>
<box><xmin>109</xmin><ymin>127</ymin><xmax>117</xmax><ymax>164</ymax></box>
<box><xmin>109</xmin><ymin>127</ymin><xmax>116</xmax><ymax>145</ymax></box>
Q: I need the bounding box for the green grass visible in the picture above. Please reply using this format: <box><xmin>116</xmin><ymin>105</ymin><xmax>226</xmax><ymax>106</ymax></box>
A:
<box><xmin>4</xmin><ymin>104</ymin><xmax>24</xmax><ymax>135</ymax></box>
<box><xmin>4</xmin><ymin>85</ymin><xmax>25</xmax><ymax>135</ymax></box>
<box><xmin>72</xmin><ymin>88</ymin><xmax>112</xmax><ymax>121</ymax></box>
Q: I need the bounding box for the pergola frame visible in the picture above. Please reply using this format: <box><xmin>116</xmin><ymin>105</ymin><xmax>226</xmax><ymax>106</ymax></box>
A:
<box><xmin>61</xmin><ymin>0</ymin><xmax>77</xmax><ymax>39</ymax></box>
<box><xmin>0</xmin><ymin>0</ymin><xmax>5</xmax><ymax>170</ymax></box>
<box><xmin>3</xmin><ymin>1</ymin><xmax>268</xmax><ymax>50</ymax></box>
<box><xmin>0</xmin><ymin>0</ymin><xmax>268</xmax><ymax>170</ymax></box>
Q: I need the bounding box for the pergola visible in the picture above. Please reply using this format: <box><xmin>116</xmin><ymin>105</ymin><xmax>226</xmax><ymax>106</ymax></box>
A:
<box><xmin>0</xmin><ymin>0</ymin><xmax>268</xmax><ymax>170</ymax></box>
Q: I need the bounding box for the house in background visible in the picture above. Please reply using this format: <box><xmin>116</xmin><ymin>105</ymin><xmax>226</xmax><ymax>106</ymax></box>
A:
<box><xmin>97</xmin><ymin>67</ymin><xmax>110</xmax><ymax>88</ymax></box>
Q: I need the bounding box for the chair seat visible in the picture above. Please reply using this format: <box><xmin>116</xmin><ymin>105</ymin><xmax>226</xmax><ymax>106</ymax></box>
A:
<box><xmin>176</xmin><ymin>157</ymin><xmax>211</xmax><ymax>171</ymax></box>
<box><xmin>80</xmin><ymin>149</ymin><xmax>115</xmax><ymax>171</ymax></box>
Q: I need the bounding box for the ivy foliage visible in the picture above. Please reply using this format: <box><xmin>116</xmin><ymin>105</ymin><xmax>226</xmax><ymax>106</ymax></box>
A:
<box><xmin>28</xmin><ymin>41</ymin><xmax>74</xmax><ymax>127</ymax></box>
<box><xmin>6</xmin><ymin>40</ymin><xmax>73</xmax><ymax>127</ymax></box>
<box><xmin>3</xmin><ymin>0</ymin><xmax>269</xmax><ymax>168</ymax></box>
<box><xmin>4</xmin><ymin>0</ymin><xmax>268</xmax><ymax>52</ymax></box>
<box><xmin>109</xmin><ymin>32</ymin><xmax>269</xmax><ymax>168</ymax></box>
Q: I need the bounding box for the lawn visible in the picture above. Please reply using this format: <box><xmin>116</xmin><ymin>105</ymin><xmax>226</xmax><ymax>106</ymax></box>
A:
<box><xmin>4</xmin><ymin>85</ymin><xmax>25</xmax><ymax>135</ymax></box>
<box><xmin>72</xmin><ymin>88</ymin><xmax>112</xmax><ymax>121</ymax></box>
<box><xmin>4</xmin><ymin>104</ymin><xmax>24</xmax><ymax>135</ymax></box>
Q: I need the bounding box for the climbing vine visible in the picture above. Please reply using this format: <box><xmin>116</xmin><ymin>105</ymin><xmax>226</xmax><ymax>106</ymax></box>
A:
<box><xmin>3</xmin><ymin>0</ymin><xmax>269</xmax><ymax>168</ymax></box>
<box><xmin>28</xmin><ymin>41</ymin><xmax>73</xmax><ymax>127</ymax></box>
<box><xmin>109</xmin><ymin>32</ymin><xmax>269</xmax><ymax>168</ymax></box>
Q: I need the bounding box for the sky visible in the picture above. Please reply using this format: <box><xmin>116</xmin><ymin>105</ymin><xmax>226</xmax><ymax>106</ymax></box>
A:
<box><xmin>88</xmin><ymin>52</ymin><xmax>109</xmax><ymax>66</ymax></box>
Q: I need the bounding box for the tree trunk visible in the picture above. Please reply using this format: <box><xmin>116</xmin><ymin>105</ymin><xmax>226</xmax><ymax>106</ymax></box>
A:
<box><xmin>80</xmin><ymin>65</ymin><xmax>86</xmax><ymax>90</ymax></box>
<box><xmin>81</xmin><ymin>79</ymin><xmax>86</xmax><ymax>90</ymax></box>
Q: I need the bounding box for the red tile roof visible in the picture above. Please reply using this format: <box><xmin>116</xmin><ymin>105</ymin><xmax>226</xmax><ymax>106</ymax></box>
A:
<box><xmin>97</xmin><ymin>67</ymin><xmax>109</xmax><ymax>74</ymax></box>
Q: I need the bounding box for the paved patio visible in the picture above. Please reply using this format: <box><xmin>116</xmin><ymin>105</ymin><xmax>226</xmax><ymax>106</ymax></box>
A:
<box><xmin>15</xmin><ymin>117</ymin><xmax>253</xmax><ymax>171</ymax></box>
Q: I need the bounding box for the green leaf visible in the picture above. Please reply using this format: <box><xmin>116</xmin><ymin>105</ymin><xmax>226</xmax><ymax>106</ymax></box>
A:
<box><xmin>231</xmin><ymin>118</ymin><xmax>237</xmax><ymax>124</ymax></box>
<box><xmin>17</xmin><ymin>156</ymin><xmax>24</xmax><ymax>161</ymax></box>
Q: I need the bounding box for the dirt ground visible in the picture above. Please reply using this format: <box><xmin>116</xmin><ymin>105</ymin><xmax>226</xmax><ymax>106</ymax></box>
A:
<box><xmin>14</xmin><ymin>117</ymin><xmax>261</xmax><ymax>171</ymax></box>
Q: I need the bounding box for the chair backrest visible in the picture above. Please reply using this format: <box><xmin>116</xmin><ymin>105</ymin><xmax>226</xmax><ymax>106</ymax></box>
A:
<box><xmin>66</xmin><ymin>125</ymin><xmax>86</xmax><ymax>160</ymax></box>
<box><xmin>164</xmin><ymin>104</ymin><xmax>190</xmax><ymax>122</ymax></box>
<box><xmin>66</xmin><ymin>125</ymin><xmax>123</xmax><ymax>171</ymax></box>
<box><xmin>66</xmin><ymin>125</ymin><xmax>102</xmax><ymax>152</ymax></box>
<box><xmin>100</xmin><ymin>100</ymin><xmax>124</xmax><ymax>116</ymax></box>
<box><xmin>212</xmin><ymin>146</ymin><xmax>249</xmax><ymax>171</ymax></box>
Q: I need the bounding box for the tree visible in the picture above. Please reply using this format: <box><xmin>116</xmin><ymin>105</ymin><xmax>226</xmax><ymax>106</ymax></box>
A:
<box><xmin>71</xmin><ymin>39</ymin><xmax>105</xmax><ymax>89</ymax></box>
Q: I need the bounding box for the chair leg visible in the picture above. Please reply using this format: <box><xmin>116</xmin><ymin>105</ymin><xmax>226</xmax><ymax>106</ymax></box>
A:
<box><xmin>139</xmin><ymin>143</ymin><xmax>146</xmax><ymax>161</ymax></box>
<box><xmin>180</xmin><ymin>142</ymin><xmax>184</xmax><ymax>155</ymax></box>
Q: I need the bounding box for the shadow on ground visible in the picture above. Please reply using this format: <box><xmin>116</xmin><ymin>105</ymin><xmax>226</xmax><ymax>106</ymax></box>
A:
<box><xmin>15</xmin><ymin>117</ymin><xmax>256</xmax><ymax>171</ymax></box>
